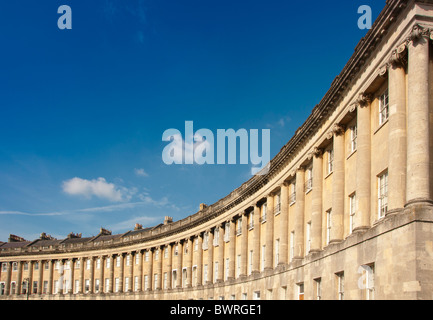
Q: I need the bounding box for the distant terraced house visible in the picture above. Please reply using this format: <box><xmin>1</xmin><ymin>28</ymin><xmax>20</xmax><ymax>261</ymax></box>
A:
<box><xmin>1</xmin><ymin>0</ymin><xmax>433</xmax><ymax>300</ymax></box>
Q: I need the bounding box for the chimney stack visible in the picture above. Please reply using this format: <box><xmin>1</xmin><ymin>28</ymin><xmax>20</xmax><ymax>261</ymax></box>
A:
<box><xmin>164</xmin><ymin>216</ymin><xmax>173</xmax><ymax>225</ymax></box>
<box><xmin>8</xmin><ymin>234</ymin><xmax>26</xmax><ymax>243</ymax></box>
<box><xmin>134</xmin><ymin>223</ymin><xmax>143</xmax><ymax>230</ymax></box>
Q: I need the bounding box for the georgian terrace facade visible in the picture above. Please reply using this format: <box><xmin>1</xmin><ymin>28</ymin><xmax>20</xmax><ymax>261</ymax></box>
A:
<box><xmin>2</xmin><ymin>0</ymin><xmax>433</xmax><ymax>300</ymax></box>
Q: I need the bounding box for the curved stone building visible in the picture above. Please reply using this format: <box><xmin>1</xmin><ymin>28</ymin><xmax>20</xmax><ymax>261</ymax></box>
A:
<box><xmin>1</xmin><ymin>0</ymin><xmax>433</xmax><ymax>300</ymax></box>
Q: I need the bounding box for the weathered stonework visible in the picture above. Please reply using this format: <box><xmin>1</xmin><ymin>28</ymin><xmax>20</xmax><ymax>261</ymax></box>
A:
<box><xmin>1</xmin><ymin>0</ymin><xmax>433</xmax><ymax>300</ymax></box>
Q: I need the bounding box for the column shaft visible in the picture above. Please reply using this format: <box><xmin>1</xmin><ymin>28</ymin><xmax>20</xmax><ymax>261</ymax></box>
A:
<box><xmin>98</xmin><ymin>257</ymin><xmax>104</xmax><ymax>293</ymax></box>
<box><xmin>156</xmin><ymin>248</ymin><xmax>163</xmax><ymax>290</ymax></box>
<box><xmin>228</xmin><ymin>219</ymin><xmax>236</xmax><ymax>279</ymax></box>
<box><xmin>311</xmin><ymin>151</ymin><xmax>323</xmax><ymax>251</ymax></box>
<box><xmin>47</xmin><ymin>260</ymin><xmax>54</xmax><ymax>295</ymax></box>
<box><xmin>356</xmin><ymin>103</ymin><xmax>371</xmax><ymax>229</ymax></box>
<box><xmin>118</xmin><ymin>255</ymin><xmax>124</xmax><ymax>292</ymax></box>
<box><xmin>407</xmin><ymin>33</ymin><xmax>431</xmax><ymax>204</ymax></box>
<box><xmin>388</xmin><ymin>63</ymin><xmax>407</xmax><ymax>210</ymax></box>
<box><xmin>109</xmin><ymin>255</ymin><xmax>114</xmax><ymax>293</ymax></box>
<box><xmin>207</xmin><ymin>231</ymin><xmax>214</xmax><ymax>284</ymax></box>
<box><xmin>265</xmin><ymin>195</ymin><xmax>274</xmax><ymax>270</ymax></box>
<box><xmin>196</xmin><ymin>235</ymin><xmax>203</xmax><ymax>286</ymax></box>
<box><xmin>165</xmin><ymin>245</ymin><xmax>172</xmax><ymax>289</ymax></box>
<box><xmin>16</xmin><ymin>261</ymin><xmax>22</xmax><ymax>295</ymax></box>
<box><xmin>252</xmin><ymin>204</ymin><xmax>261</xmax><ymax>273</ymax></box>
<box><xmin>176</xmin><ymin>242</ymin><xmax>183</xmax><ymax>288</ymax></box>
<box><xmin>186</xmin><ymin>238</ymin><xmax>193</xmax><ymax>287</ymax></box>
<box><xmin>279</xmin><ymin>183</ymin><xmax>289</xmax><ymax>264</ymax></box>
<box><xmin>331</xmin><ymin>128</ymin><xmax>345</xmax><ymax>242</ymax></box>
<box><xmin>217</xmin><ymin>225</ymin><xmax>225</xmax><ymax>282</ymax></box>
<box><xmin>69</xmin><ymin>259</ymin><xmax>75</xmax><ymax>294</ymax></box>
<box><xmin>240</xmin><ymin>212</ymin><xmax>248</xmax><ymax>276</ymax></box>
<box><xmin>294</xmin><ymin>168</ymin><xmax>305</xmax><ymax>258</ymax></box>
<box><xmin>79</xmin><ymin>258</ymin><xmax>84</xmax><ymax>294</ymax></box>
<box><xmin>5</xmin><ymin>262</ymin><xmax>11</xmax><ymax>295</ymax></box>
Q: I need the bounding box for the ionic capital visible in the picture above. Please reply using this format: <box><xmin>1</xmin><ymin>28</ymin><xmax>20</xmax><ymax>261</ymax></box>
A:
<box><xmin>327</xmin><ymin>123</ymin><xmax>345</xmax><ymax>139</ymax></box>
<box><xmin>356</xmin><ymin>92</ymin><xmax>373</xmax><ymax>108</ymax></box>
<box><xmin>313</xmin><ymin>147</ymin><xmax>323</xmax><ymax>158</ymax></box>
<box><xmin>389</xmin><ymin>42</ymin><xmax>408</xmax><ymax>68</ymax></box>
<box><xmin>296</xmin><ymin>165</ymin><xmax>305</xmax><ymax>172</ymax></box>
<box><xmin>332</xmin><ymin>123</ymin><xmax>345</xmax><ymax>136</ymax></box>
<box><xmin>408</xmin><ymin>24</ymin><xmax>431</xmax><ymax>43</ymax></box>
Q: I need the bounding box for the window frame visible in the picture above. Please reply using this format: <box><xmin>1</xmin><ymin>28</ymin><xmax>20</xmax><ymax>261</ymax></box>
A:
<box><xmin>378</xmin><ymin>171</ymin><xmax>388</xmax><ymax>219</ymax></box>
<box><xmin>379</xmin><ymin>88</ymin><xmax>389</xmax><ymax>125</ymax></box>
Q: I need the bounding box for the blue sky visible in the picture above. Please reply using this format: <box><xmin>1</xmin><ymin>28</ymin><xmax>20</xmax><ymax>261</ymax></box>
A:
<box><xmin>0</xmin><ymin>0</ymin><xmax>383</xmax><ymax>241</ymax></box>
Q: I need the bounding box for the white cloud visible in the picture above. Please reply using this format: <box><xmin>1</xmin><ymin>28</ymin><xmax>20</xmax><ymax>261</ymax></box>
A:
<box><xmin>266</xmin><ymin>115</ymin><xmax>292</xmax><ymax>129</ymax></box>
<box><xmin>134</xmin><ymin>168</ymin><xmax>149</xmax><ymax>177</ymax></box>
<box><xmin>62</xmin><ymin>177</ymin><xmax>135</xmax><ymax>202</ymax></box>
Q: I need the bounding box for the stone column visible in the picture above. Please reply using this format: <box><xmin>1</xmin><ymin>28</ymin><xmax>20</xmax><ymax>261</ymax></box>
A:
<box><xmin>68</xmin><ymin>258</ymin><xmax>75</xmax><ymax>294</ymax></box>
<box><xmin>406</xmin><ymin>25</ymin><xmax>431</xmax><ymax>205</ymax></box>
<box><xmin>16</xmin><ymin>261</ymin><xmax>23</xmax><ymax>296</ymax></box>
<box><xmin>98</xmin><ymin>257</ymin><xmax>104</xmax><ymax>294</ymax></box>
<box><xmin>207</xmin><ymin>230</ymin><xmax>214</xmax><ymax>284</ymax></box>
<box><xmin>148</xmin><ymin>250</ymin><xmax>154</xmax><ymax>290</ymax></box>
<box><xmin>265</xmin><ymin>194</ymin><xmax>274</xmax><ymax>270</ymax></box>
<box><xmin>79</xmin><ymin>258</ymin><xmax>85</xmax><ymax>294</ymax></box>
<box><xmin>228</xmin><ymin>219</ymin><xmax>236</xmax><ymax>279</ymax></box>
<box><xmin>217</xmin><ymin>224</ymin><xmax>225</xmax><ymax>282</ymax></box>
<box><xmin>165</xmin><ymin>245</ymin><xmax>172</xmax><ymax>289</ymax></box>
<box><xmin>294</xmin><ymin>168</ymin><xmax>305</xmax><ymax>259</ymax></box>
<box><xmin>108</xmin><ymin>255</ymin><xmax>114</xmax><ymax>293</ymax></box>
<box><xmin>28</xmin><ymin>261</ymin><xmax>33</xmax><ymax>295</ymax></box>
<box><xmin>5</xmin><ymin>262</ymin><xmax>11</xmax><ymax>295</ymax></box>
<box><xmin>88</xmin><ymin>257</ymin><xmax>94</xmax><ymax>294</ymax></box>
<box><xmin>186</xmin><ymin>238</ymin><xmax>193</xmax><ymax>287</ymax></box>
<box><xmin>175</xmin><ymin>242</ymin><xmax>183</xmax><ymax>288</ymax></box>
<box><xmin>136</xmin><ymin>250</ymin><xmax>143</xmax><ymax>292</ymax></box>
<box><xmin>388</xmin><ymin>46</ymin><xmax>407</xmax><ymax>211</ymax></box>
<box><xmin>279</xmin><ymin>183</ymin><xmax>289</xmax><ymax>264</ymax></box>
<box><xmin>59</xmin><ymin>260</ymin><xmax>65</xmax><ymax>294</ymax></box>
<box><xmin>240</xmin><ymin>211</ymin><xmax>248</xmax><ymax>276</ymax></box>
<box><xmin>156</xmin><ymin>248</ymin><xmax>163</xmax><ymax>290</ymax></box>
<box><xmin>128</xmin><ymin>253</ymin><xmax>134</xmax><ymax>292</ymax></box>
<box><xmin>47</xmin><ymin>260</ymin><xmax>54</xmax><ymax>295</ymax></box>
<box><xmin>37</xmin><ymin>261</ymin><xmax>43</xmax><ymax>294</ymax></box>
<box><xmin>331</xmin><ymin>124</ymin><xmax>345</xmax><ymax>243</ymax></box>
<box><xmin>355</xmin><ymin>95</ymin><xmax>372</xmax><ymax>230</ymax></box>
<box><xmin>311</xmin><ymin>148</ymin><xmax>323</xmax><ymax>252</ymax></box>
<box><xmin>252</xmin><ymin>203</ymin><xmax>261</xmax><ymax>273</ymax></box>
<box><xmin>196</xmin><ymin>234</ymin><xmax>203</xmax><ymax>286</ymax></box>
<box><xmin>118</xmin><ymin>254</ymin><xmax>124</xmax><ymax>293</ymax></box>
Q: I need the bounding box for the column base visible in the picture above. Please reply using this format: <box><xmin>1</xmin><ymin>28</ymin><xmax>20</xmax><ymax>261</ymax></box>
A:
<box><xmin>352</xmin><ymin>226</ymin><xmax>370</xmax><ymax>233</ymax></box>
<box><xmin>328</xmin><ymin>239</ymin><xmax>343</xmax><ymax>245</ymax></box>
<box><xmin>405</xmin><ymin>198</ymin><xmax>433</xmax><ymax>207</ymax></box>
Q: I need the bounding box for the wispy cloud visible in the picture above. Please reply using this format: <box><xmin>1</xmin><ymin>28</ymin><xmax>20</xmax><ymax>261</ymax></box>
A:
<box><xmin>266</xmin><ymin>115</ymin><xmax>292</xmax><ymax>129</ymax></box>
<box><xmin>0</xmin><ymin>196</ymin><xmax>179</xmax><ymax>217</ymax></box>
<box><xmin>62</xmin><ymin>177</ymin><xmax>136</xmax><ymax>202</ymax></box>
<box><xmin>103</xmin><ymin>0</ymin><xmax>150</xmax><ymax>44</ymax></box>
<box><xmin>134</xmin><ymin>168</ymin><xmax>149</xmax><ymax>177</ymax></box>
<box><xmin>0</xmin><ymin>210</ymin><xmax>63</xmax><ymax>216</ymax></box>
